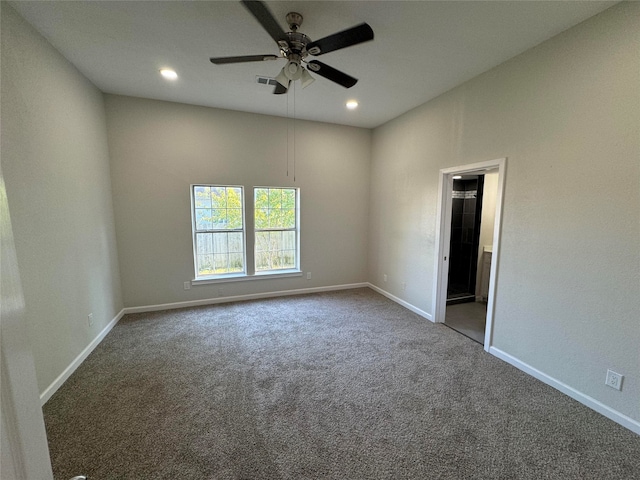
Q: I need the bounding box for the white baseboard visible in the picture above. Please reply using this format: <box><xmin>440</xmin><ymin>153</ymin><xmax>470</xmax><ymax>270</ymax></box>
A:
<box><xmin>123</xmin><ymin>283</ymin><xmax>369</xmax><ymax>314</ymax></box>
<box><xmin>490</xmin><ymin>347</ymin><xmax>640</xmax><ymax>436</ymax></box>
<box><xmin>367</xmin><ymin>283</ymin><xmax>433</xmax><ymax>322</ymax></box>
<box><xmin>40</xmin><ymin>308</ymin><xmax>125</xmax><ymax>405</ymax></box>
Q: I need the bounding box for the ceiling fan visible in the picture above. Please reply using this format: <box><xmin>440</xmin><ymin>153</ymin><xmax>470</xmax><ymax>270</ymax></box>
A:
<box><xmin>210</xmin><ymin>0</ymin><xmax>374</xmax><ymax>94</ymax></box>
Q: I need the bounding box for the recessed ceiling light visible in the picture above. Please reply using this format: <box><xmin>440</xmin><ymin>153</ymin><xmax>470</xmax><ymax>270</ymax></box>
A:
<box><xmin>160</xmin><ymin>68</ymin><xmax>178</xmax><ymax>80</ymax></box>
<box><xmin>346</xmin><ymin>100</ymin><xmax>358</xmax><ymax>110</ymax></box>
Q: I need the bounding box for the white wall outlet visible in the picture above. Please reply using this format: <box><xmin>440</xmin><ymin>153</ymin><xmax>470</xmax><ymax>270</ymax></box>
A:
<box><xmin>402</xmin><ymin>282</ymin><xmax>407</xmax><ymax>291</ymax></box>
<box><xmin>383</xmin><ymin>274</ymin><xmax>387</xmax><ymax>282</ymax></box>
<box><xmin>306</xmin><ymin>272</ymin><xmax>311</xmax><ymax>280</ymax></box>
<box><xmin>184</xmin><ymin>281</ymin><xmax>191</xmax><ymax>290</ymax></box>
<box><xmin>605</xmin><ymin>369</ymin><xmax>623</xmax><ymax>391</ymax></box>
<box><xmin>87</xmin><ymin>313</ymin><xmax>94</xmax><ymax>327</ymax></box>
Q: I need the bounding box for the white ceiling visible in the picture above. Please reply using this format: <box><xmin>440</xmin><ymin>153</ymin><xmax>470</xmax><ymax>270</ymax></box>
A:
<box><xmin>10</xmin><ymin>1</ymin><xmax>615</xmax><ymax>129</ymax></box>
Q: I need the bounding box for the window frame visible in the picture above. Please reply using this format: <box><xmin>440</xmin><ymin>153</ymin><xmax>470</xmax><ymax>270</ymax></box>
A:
<box><xmin>190</xmin><ymin>184</ymin><xmax>301</xmax><ymax>284</ymax></box>
<box><xmin>253</xmin><ymin>186</ymin><xmax>300</xmax><ymax>275</ymax></box>
<box><xmin>190</xmin><ymin>184</ymin><xmax>247</xmax><ymax>280</ymax></box>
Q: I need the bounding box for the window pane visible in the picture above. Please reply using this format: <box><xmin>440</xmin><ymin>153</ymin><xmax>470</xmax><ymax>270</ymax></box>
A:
<box><xmin>194</xmin><ymin>186</ymin><xmax>211</xmax><ymax>208</ymax></box>
<box><xmin>269</xmin><ymin>231</ymin><xmax>283</xmax><ymax>251</ymax></box>
<box><xmin>227</xmin><ymin>208</ymin><xmax>243</xmax><ymax>229</ymax></box>
<box><xmin>256</xmin><ymin>251</ymin><xmax>270</xmax><ymax>271</ymax></box>
<box><xmin>268</xmin><ymin>189</ymin><xmax>282</xmax><ymax>209</ymax></box>
<box><xmin>196</xmin><ymin>209</ymin><xmax>212</xmax><ymax>230</ymax></box>
<box><xmin>196</xmin><ymin>233</ymin><xmax>213</xmax><ymax>254</ymax></box>
<box><xmin>214</xmin><ymin>254</ymin><xmax>228</xmax><ymax>272</ymax></box>
<box><xmin>255</xmin><ymin>231</ymin><xmax>269</xmax><ymax>252</ymax></box>
<box><xmin>282</xmin><ymin>250</ymin><xmax>295</xmax><ymax>268</ymax></box>
<box><xmin>210</xmin><ymin>187</ymin><xmax>227</xmax><ymax>208</ymax></box>
<box><xmin>210</xmin><ymin>209</ymin><xmax>227</xmax><ymax>229</ymax></box>
<box><xmin>228</xmin><ymin>188</ymin><xmax>242</xmax><ymax>208</ymax></box>
<box><xmin>269</xmin><ymin>208</ymin><xmax>283</xmax><ymax>228</ymax></box>
<box><xmin>282</xmin><ymin>189</ymin><xmax>295</xmax><ymax>209</ymax></box>
<box><xmin>283</xmin><ymin>231</ymin><xmax>296</xmax><ymax>250</ymax></box>
<box><xmin>229</xmin><ymin>253</ymin><xmax>244</xmax><ymax>272</ymax></box>
<box><xmin>228</xmin><ymin>232</ymin><xmax>243</xmax><ymax>253</ymax></box>
<box><xmin>197</xmin><ymin>254</ymin><xmax>214</xmax><ymax>276</ymax></box>
<box><xmin>193</xmin><ymin>185</ymin><xmax>246</xmax><ymax>278</ymax></box>
<box><xmin>212</xmin><ymin>232</ymin><xmax>228</xmax><ymax>253</ymax></box>
<box><xmin>255</xmin><ymin>208</ymin><xmax>269</xmax><ymax>229</ymax></box>
<box><xmin>272</xmin><ymin>251</ymin><xmax>283</xmax><ymax>268</ymax></box>
<box><xmin>255</xmin><ymin>188</ymin><xmax>268</xmax><ymax>209</ymax></box>
<box><xmin>282</xmin><ymin>209</ymin><xmax>295</xmax><ymax>228</ymax></box>
<box><xmin>253</xmin><ymin>187</ymin><xmax>298</xmax><ymax>273</ymax></box>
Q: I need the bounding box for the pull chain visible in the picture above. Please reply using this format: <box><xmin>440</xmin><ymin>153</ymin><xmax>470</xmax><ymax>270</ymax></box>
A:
<box><xmin>293</xmin><ymin>81</ymin><xmax>296</xmax><ymax>182</ymax></box>
<box><xmin>286</xmin><ymin>85</ymin><xmax>290</xmax><ymax>177</ymax></box>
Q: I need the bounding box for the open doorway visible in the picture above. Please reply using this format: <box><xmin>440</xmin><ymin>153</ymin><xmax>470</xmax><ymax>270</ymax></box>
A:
<box><xmin>432</xmin><ymin>159</ymin><xmax>506</xmax><ymax>351</ymax></box>
<box><xmin>444</xmin><ymin>172</ymin><xmax>498</xmax><ymax>344</ymax></box>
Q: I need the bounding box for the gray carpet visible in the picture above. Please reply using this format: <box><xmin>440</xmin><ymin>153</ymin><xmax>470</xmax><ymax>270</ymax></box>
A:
<box><xmin>43</xmin><ymin>288</ymin><xmax>640</xmax><ymax>479</ymax></box>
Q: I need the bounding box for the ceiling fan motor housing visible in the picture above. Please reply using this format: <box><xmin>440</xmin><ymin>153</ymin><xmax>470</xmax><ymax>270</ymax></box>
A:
<box><xmin>286</xmin><ymin>12</ymin><xmax>303</xmax><ymax>31</ymax></box>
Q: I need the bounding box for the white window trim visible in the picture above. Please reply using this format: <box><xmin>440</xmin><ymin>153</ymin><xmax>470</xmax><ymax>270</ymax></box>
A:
<box><xmin>191</xmin><ymin>269</ymin><xmax>302</xmax><ymax>285</ymax></box>
<box><xmin>253</xmin><ymin>186</ymin><xmax>300</xmax><ymax>274</ymax></box>
<box><xmin>190</xmin><ymin>184</ymin><xmax>301</xmax><ymax>283</ymax></box>
<box><xmin>191</xmin><ymin>184</ymin><xmax>247</xmax><ymax>279</ymax></box>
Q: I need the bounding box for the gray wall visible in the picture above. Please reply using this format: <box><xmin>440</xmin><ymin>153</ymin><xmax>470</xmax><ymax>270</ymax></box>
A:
<box><xmin>369</xmin><ymin>3</ymin><xmax>639</xmax><ymax>422</ymax></box>
<box><xmin>104</xmin><ymin>95</ymin><xmax>371</xmax><ymax>307</ymax></box>
<box><xmin>1</xmin><ymin>5</ymin><xmax>123</xmax><ymax>394</ymax></box>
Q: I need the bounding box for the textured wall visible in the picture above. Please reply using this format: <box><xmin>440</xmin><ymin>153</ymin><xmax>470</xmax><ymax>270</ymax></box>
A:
<box><xmin>1</xmin><ymin>5</ymin><xmax>123</xmax><ymax>394</ymax></box>
<box><xmin>369</xmin><ymin>3</ymin><xmax>639</xmax><ymax>422</ymax></box>
<box><xmin>105</xmin><ymin>95</ymin><xmax>371</xmax><ymax>307</ymax></box>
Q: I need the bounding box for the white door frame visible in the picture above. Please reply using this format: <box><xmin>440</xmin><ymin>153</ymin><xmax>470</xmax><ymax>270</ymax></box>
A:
<box><xmin>1</xmin><ymin>172</ymin><xmax>54</xmax><ymax>479</ymax></box>
<box><xmin>432</xmin><ymin>158</ymin><xmax>507</xmax><ymax>352</ymax></box>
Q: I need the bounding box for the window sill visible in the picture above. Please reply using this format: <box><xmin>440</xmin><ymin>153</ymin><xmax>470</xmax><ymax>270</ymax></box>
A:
<box><xmin>192</xmin><ymin>269</ymin><xmax>302</xmax><ymax>285</ymax></box>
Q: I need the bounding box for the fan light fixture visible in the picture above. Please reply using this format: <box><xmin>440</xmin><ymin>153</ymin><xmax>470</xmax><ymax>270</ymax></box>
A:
<box><xmin>346</xmin><ymin>100</ymin><xmax>359</xmax><ymax>110</ymax></box>
<box><xmin>300</xmin><ymin>68</ymin><xmax>315</xmax><ymax>88</ymax></box>
<box><xmin>160</xmin><ymin>68</ymin><xmax>178</xmax><ymax>80</ymax></box>
<box><xmin>209</xmin><ymin>1</ymin><xmax>374</xmax><ymax>95</ymax></box>
<box><xmin>275</xmin><ymin>68</ymin><xmax>291</xmax><ymax>89</ymax></box>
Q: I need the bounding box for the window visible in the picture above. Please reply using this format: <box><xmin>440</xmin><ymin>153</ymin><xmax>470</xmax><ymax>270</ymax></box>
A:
<box><xmin>190</xmin><ymin>185</ymin><xmax>299</xmax><ymax>281</ymax></box>
<box><xmin>254</xmin><ymin>187</ymin><xmax>299</xmax><ymax>272</ymax></box>
<box><xmin>192</xmin><ymin>185</ymin><xmax>245</xmax><ymax>278</ymax></box>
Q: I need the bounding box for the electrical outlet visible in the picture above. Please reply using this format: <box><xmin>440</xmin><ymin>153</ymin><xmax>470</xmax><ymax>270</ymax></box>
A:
<box><xmin>605</xmin><ymin>369</ymin><xmax>623</xmax><ymax>391</ymax></box>
<box><xmin>402</xmin><ymin>282</ymin><xmax>407</xmax><ymax>291</ymax></box>
<box><xmin>184</xmin><ymin>281</ymin><xmax>191</xmax><ymax>290</ymax></box>
<box><xmin>87</xmin><ymin>313</ymin><xmax>94</xmax><ymax>327</ymax></box>
<box><xmin>383</xmin><ymin>274</ymin><xmax>387</xmax><ymax>282</ymax></box>
<box><xmin>306</xmin><ymin>272</ymin><xmax>312</xmax><ymax>280</ymax></box>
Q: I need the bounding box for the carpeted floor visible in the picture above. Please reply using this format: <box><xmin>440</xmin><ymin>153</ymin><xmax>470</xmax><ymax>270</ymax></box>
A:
<box><xmin>43</xmin><ymin>288</ymin><xmax>640</xmax><ymax>479</ymax></box>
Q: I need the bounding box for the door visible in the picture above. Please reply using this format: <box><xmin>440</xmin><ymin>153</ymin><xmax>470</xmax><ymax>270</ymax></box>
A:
<box><xmin>432</xmin><ymin>158</ymin><xmax>506</xmax><ymax>351</ymax></box>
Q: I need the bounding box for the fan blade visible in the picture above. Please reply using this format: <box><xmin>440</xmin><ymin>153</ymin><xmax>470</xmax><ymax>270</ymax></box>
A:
<box><xmin>273</xmin><ymin>83</ymin><xmax>288</xmax><ymax>95</ymax></box>
<box><xmin>306</xmin><ymin>60</ymin><xmax>358</xmax><ymax>88</ymax></box>
<box><xmin>306</xmin><ymin>23</ymin><xmax>374</xmax><ymax>56</ymax></box>
<box><xmin>210</xmin><ymin>54</ymin><xmax>280</xmax><ymax>65</ymax></box>
<box><xmin>241</xmin><ymin>0</ymin><xmax>287</xmax><ymax>44</ymax></box>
